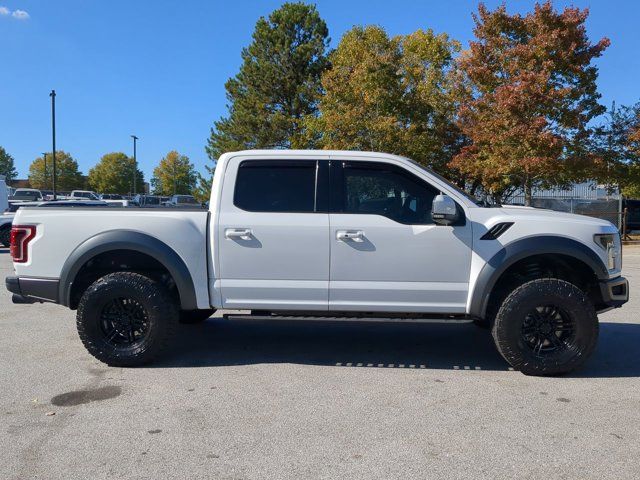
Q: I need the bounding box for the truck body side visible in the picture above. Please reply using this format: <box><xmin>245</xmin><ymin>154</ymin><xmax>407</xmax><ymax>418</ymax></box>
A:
<box><xmin>4</xmin><ymin>150</ymin><xmax>628</xmax><ymax>374</ymax></box>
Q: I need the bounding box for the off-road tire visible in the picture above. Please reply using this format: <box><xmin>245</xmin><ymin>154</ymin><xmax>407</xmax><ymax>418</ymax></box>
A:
<box><xmin>76</xmin><ymin>272</ymin><xmax>179</xmax><ymax>367</ymax></box>
<box><xmin>0</xmin><ymin>225</ymin><xmax>10</xmax><ymax>247</ymax></box>
<box><xmin>492</xmin><ymin>278</ymin><xmax>598</xmax><ymax>376</ymax></box>
<box><xmin>180</xmin><ymin>308</ymin><xmax>216</xmax><ymax>324</ymax></box>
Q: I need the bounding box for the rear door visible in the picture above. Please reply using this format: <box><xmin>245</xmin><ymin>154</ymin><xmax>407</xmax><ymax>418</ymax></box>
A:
<box><xmin>328</xmin><ymin>159</ymin><xmax>473</xmax><ymax>313</ymax></box>
<box><xmin>217</xmin><ymin>158</ymin><xmax>330</xmax><ymax>310</ymax></box>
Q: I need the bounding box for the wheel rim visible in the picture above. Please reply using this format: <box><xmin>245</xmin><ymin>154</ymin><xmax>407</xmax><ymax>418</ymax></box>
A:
<box><xmin>99</xmin><ymin>297</ymin><xmax>150</xmax><ymax>348</ymax></box>
<box><xmin>521</xmin><ymin>305</ymin><xmax>576</xmax><ymax>357</ymax></box>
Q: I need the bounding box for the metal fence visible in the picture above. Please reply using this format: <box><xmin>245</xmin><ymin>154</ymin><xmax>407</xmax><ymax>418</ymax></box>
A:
<box><xmin>503</xmin><ymin>196</ymin><xmax>625</xmax><ymax>230</ymax></box>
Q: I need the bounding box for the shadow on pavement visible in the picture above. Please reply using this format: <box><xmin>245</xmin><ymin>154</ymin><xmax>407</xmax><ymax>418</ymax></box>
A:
<box><xmin>572</xmin><ymin>322</ymin><xmax>640</xmax><ymax>378</ymax></box>
<box><xmin>159</xmin><ymin>318</ymin><xmax>508</xmax><ymax>372</ymax></box>
<box><xmin>156</xmin><ymin>319</ymin><xmax>640</xmax><ymax>377</ymax></box>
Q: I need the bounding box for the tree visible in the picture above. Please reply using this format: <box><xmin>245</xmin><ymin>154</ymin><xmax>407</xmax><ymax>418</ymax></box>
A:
<box><xmin>29</xmin><ymin>151</ymin><xmax>84</xmax><ymax>190</ymax></box>
<box><xmin>590</xmin><ymin>103</ymin><xmax>640</xmax><ymax>196</ymax></box>
<box><xmin>450</xmin><ymin>2</ymin><xmax>610</xmax><ymax>205</ymax></box>
<box><xmin>151</xmin><ymin>151</ymin><xmax>196</xmax><ymax>196</ymax></box>
<box><xmin>310</xmin><ymin>25</ymin><xmax>464</xmax><ymax>177</ymax></box>
<box><xmin>206</xmin><ymin>2</ymin><xmax>330</xmax><ymax>162</ymax></box>
<box><xmin>192</xmin><ymin>169</ymin><xmax>214</xmax><ymax>203</ymax></box>
<box><xmin>621</xmin><ymin>108</ymin><xmax>640</xmax><ymax>198</ymax></box>
<box><xmin>88</xmin><ymin>152</ymin><xmax>145</xmax><ymax>194</ymax></box>
<box><xmin>0</xmin><ymin>147</ymin><xmax>18</xmax><ymax>183</ymax></box>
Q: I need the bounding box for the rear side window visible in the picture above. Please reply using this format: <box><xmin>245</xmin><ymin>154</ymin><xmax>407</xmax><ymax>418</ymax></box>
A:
<box><xmin>234</xmin><ymin>161</ymin><xmax>317</xmax><ymax>213</ymax></box>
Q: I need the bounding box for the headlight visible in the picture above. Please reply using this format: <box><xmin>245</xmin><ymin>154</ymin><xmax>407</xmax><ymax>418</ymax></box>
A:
<box><xmin>594</xmin><ymin>233</ymin><xmax>619</xmax><ymax>270</ymax></box>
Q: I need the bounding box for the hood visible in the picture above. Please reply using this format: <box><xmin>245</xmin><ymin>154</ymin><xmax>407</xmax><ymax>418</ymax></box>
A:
<box><xmin>496</xmin><ymin>204</ymin><xmax>615</xmax><ymax>228</ymax></box>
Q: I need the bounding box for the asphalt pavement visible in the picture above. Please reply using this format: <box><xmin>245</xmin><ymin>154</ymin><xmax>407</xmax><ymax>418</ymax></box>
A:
<box><xmin>1</xmin><ymin>246</ymin><xmax>639</xmax><ymax>479</ymax></box>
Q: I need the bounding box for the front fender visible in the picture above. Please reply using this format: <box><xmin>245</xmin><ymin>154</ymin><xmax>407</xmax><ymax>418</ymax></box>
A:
<box><xmin>468</xmin><ymin>235</ymin><xmax>609</xmax><ymax>319</ymax></box>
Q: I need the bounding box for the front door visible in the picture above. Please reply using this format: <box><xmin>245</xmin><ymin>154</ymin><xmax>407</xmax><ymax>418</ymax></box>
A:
<box><xmin>217</xmin><ymin>158</ymin><xmax>330</xmax><ymax>310</ymax></box>
<box><xmin>329</xmin><ymin>160</ymin><xmax>473</xmax><ymax>313</ymax></box>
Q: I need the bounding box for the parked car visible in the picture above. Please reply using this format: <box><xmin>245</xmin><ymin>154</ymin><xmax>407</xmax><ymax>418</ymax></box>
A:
<box><xmin>167</xmin><ymin>194</ymin><xmax>200</xmax><ymax>207</ymax></box>
<box><xmin>1</xmin><ymin>199</ymin><xmax>112</xmax><ymax>246</ymax></box>
<box><xmin>0</xmin><ymin>213</ymin><xmax>11</xmax><ymax>247</ymax></box>
<box><xmin>623</xmin><ymin>199</ymin><xmax>640</xmax><ymax>233</ymax></box>
<box><xmin>132</xmin><ymin>194</ymin><xmax>163</xmax><ymax>207</ymax></box>
<box><xmin>0</xmin><ymin>176</ymin><xmax>9</xmax><ymax>246</ymax></box>
<box><xmin>5</xmin><ymin>150</ymin><xmax>629</xmax><ymax>375</ymax></box>
<box><xmin>40</xmin><ymin>190</ymin><xmax>55</xmax><ymax>200</ymax></box>
<box><xmin>10</xmin><ymin>188</ymin><xmax>43</xmax><ymax>202</ymax></box>
<box><xmin>69</xmin><ymin>190</ymin><xmax>100</xmax><ymax>200</ymax></box>
<box><xmin>0</xmin><ymin>176</ymin><xmax>7</xmax><ymax>212</ymax></box>
<box><xmin>100</xmin><ymin>194</ymin><xmax>124</xmax><ymax>200</ymax></box>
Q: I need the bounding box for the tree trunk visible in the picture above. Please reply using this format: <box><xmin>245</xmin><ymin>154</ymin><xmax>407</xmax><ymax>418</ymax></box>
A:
<box><xmin>524</xmin><ymin>180</ymin><xmax>532</xmax><ymax>207</ymax></box>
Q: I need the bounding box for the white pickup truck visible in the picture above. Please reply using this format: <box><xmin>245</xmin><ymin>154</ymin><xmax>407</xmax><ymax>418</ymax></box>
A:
<box><xmin>5</xmin><ymin>150</ymin><xmax>629</xmax><ymax>375</ymax></box>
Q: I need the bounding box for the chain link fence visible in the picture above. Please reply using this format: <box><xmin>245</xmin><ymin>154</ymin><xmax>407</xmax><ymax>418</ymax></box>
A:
<box><xmin>500</xmin><ymin>182</ymin><xmax>638</xmax><ymax>233</ymax></box>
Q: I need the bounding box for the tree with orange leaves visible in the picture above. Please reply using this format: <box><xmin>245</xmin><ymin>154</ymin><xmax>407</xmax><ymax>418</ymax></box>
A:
<box><xmin>451</xmin><ymin>2</ymin><xmax>610</xmax><ymax>204</ymax></box>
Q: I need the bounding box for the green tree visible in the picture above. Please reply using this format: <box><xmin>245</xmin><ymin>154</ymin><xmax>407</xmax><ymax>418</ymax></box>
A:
<box><xmin>450</xmin><ymin>2</ymin><xmax>610</xmax><ymax>205</ymax></box>
<box><xmin>88</xmin><ymin>152</ymin><xmax>145</xmax><ymax>194</ymax></box>
<box><xmin>192</xmin><ymin>169</ymin><xmax>214</xmax><ymax>203</ymax></box>
<box><xmin>0</xmin><ymin>147</ymin><xmax>18</xmax><ymax>183</ymax></box>
<box><xmin>206</xmin><ymin>2</ymin><xmax>330</xmax><ymax>163</ymax></box>
<box><xmin>621</xmin><ymin>108</ymin><xmax>640</xmax><ymax>198</ymax></box>
<box><xmin>29</xmin><ymin>151</ymin><xmax>84</xmax><ymax>190</ymax></box>
<box><xmin>310</xmin><ymin>25</ymin><xmax>464</xmax><ymax>177</ymax></box>
<box><xmin>590</xmin><ymin>102</ymin><xmax>640</xmax><ymax>197</ymax></box>
<box><xmin>151</xmin><ymin>151</ymin><xmax>196</xmax><ymax>195</ymax></box>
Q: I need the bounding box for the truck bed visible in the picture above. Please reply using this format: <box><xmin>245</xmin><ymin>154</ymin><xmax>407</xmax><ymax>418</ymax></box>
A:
<box><xmin>11</xmin><ymin>207</ymin><xmax>211</xmax><ymax>308</ymax></box>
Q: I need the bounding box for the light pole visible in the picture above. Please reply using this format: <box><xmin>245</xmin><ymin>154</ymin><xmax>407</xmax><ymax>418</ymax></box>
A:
<box><xmin>49</xmin><ymin>90</ymin><xmax>57</xmax><ymax>200</ymax></box>
<box><xmin>41</xmin><ymin>152</ymin><xmax>48</xmax><ymax>190</ymax></box>
<box><xmin>131</xmin><ymin>135</ymin><xmax>138</xmax><ymax>195</ymax></box>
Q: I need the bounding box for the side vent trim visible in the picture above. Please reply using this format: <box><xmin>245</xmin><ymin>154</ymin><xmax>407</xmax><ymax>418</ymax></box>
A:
<box><xmin>481</xmin><ymin>222</ymin><xmax>514</xmax><ymax>240</ymax></box>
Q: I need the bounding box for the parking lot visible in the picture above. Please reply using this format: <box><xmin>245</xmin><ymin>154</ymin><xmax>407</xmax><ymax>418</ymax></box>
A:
<box><xmin>0</xmin><ymin>247</ymin><xmax>638</xmax><ymax>480</ymax></box>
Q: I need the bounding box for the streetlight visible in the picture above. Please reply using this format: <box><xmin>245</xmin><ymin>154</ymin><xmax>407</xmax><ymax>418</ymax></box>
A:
<box><xmin>49</xmin><ymin>90</ymin><xmax>57</xmax><ymax>200</ymax></box>
<box><xmin>41</xmin><ymin>152</ymin><xmax>48</xmax><ymax>190</ymax></box>
<box><xmin>131</xmin><ymin>135</ymin><xmax>138</xmax><ymax>196</ymax></box>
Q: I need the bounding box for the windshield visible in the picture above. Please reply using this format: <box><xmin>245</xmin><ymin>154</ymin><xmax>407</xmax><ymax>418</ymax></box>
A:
<box><xmin>13</xmin><ymin>191</ymin><xmax>41</xmax><ymax>199</ymax></box>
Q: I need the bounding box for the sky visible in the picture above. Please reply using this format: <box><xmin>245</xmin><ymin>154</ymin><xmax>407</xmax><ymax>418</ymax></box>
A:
<box><xmin>1</xmin><ymin>0</ymin><xmax>639</xmax><ymax>182</ymax></box>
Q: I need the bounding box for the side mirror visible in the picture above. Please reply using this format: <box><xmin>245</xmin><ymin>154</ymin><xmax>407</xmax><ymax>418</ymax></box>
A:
<box><xmin>431</xmin><ymin>194</ymin><xmax>459</xmax><ymax>226</ymax></box>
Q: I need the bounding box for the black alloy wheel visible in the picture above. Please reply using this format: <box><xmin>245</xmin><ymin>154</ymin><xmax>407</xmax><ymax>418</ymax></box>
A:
<box><xmin>521</xmin><ymin>305</ymin><xmax>577</xmax><ymax>357</ymax></box>
<box><xmin>99</xmin><ymin>297</ymin><xmax>150</xmax><ymax>347</ymax></box>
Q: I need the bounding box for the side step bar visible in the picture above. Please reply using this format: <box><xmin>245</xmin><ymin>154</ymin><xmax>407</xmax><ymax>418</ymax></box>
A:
<box><xmin>222</xmin><ymin>313</ymin><xmax>474</xmax><ymax>324</ymax></box>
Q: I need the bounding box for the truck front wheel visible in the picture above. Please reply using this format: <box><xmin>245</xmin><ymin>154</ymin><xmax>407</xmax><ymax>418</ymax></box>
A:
<box><xmin>76</xmin><ymin>272</ymin><xmax>179</xmax><ymax>367</ymax></box>
<box><xmin>492</xmin><ymin>278</ymin><xmax>598</xmax><ymax>376</ymax></box>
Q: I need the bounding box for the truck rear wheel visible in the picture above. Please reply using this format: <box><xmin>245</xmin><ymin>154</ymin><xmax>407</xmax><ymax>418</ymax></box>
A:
<box><xmin>492</xmin><ymin>278</ymin><xmax>598</xmax><ymax>376</ymax></box>
<box><xmin>76</xmin><ymin>272</ymin><xmax>179</xmax><ymax>367</ymax></box>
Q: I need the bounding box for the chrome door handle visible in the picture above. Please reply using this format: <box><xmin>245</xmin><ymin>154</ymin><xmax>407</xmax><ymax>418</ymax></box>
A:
<box><xmin>225</xmin><ymin>228</ymin><xmax>253</xmax><ymax>240</ymax></box>
<box><xmin>336</xmin><ymin>230</ymin><xmax>365</xmax><ymax>242</ymax></box>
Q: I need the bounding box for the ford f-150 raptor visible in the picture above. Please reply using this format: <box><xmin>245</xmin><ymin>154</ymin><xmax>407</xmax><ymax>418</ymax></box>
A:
<box><xmin>5</xmin><ymin>150</ymin><xmax>629</xmax><ymax>375</ymax></box>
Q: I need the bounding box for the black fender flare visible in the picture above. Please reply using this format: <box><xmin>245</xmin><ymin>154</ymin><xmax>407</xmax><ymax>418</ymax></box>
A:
<box><xmin>469</xmin><ymin>235</ymin><xmax>609</xmax><ymax>319</ymax></box>
<box><xmin>59</xmin><ymin>230</ymin><xmax>197</xmax><ymax>310</ymax></box>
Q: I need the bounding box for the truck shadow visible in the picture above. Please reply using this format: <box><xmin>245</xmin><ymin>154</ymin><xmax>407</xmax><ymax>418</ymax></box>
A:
<box><xmin>156</xmin><ymin>319</ymin><xmax>640</xmax><ymax>377</ymax></box>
